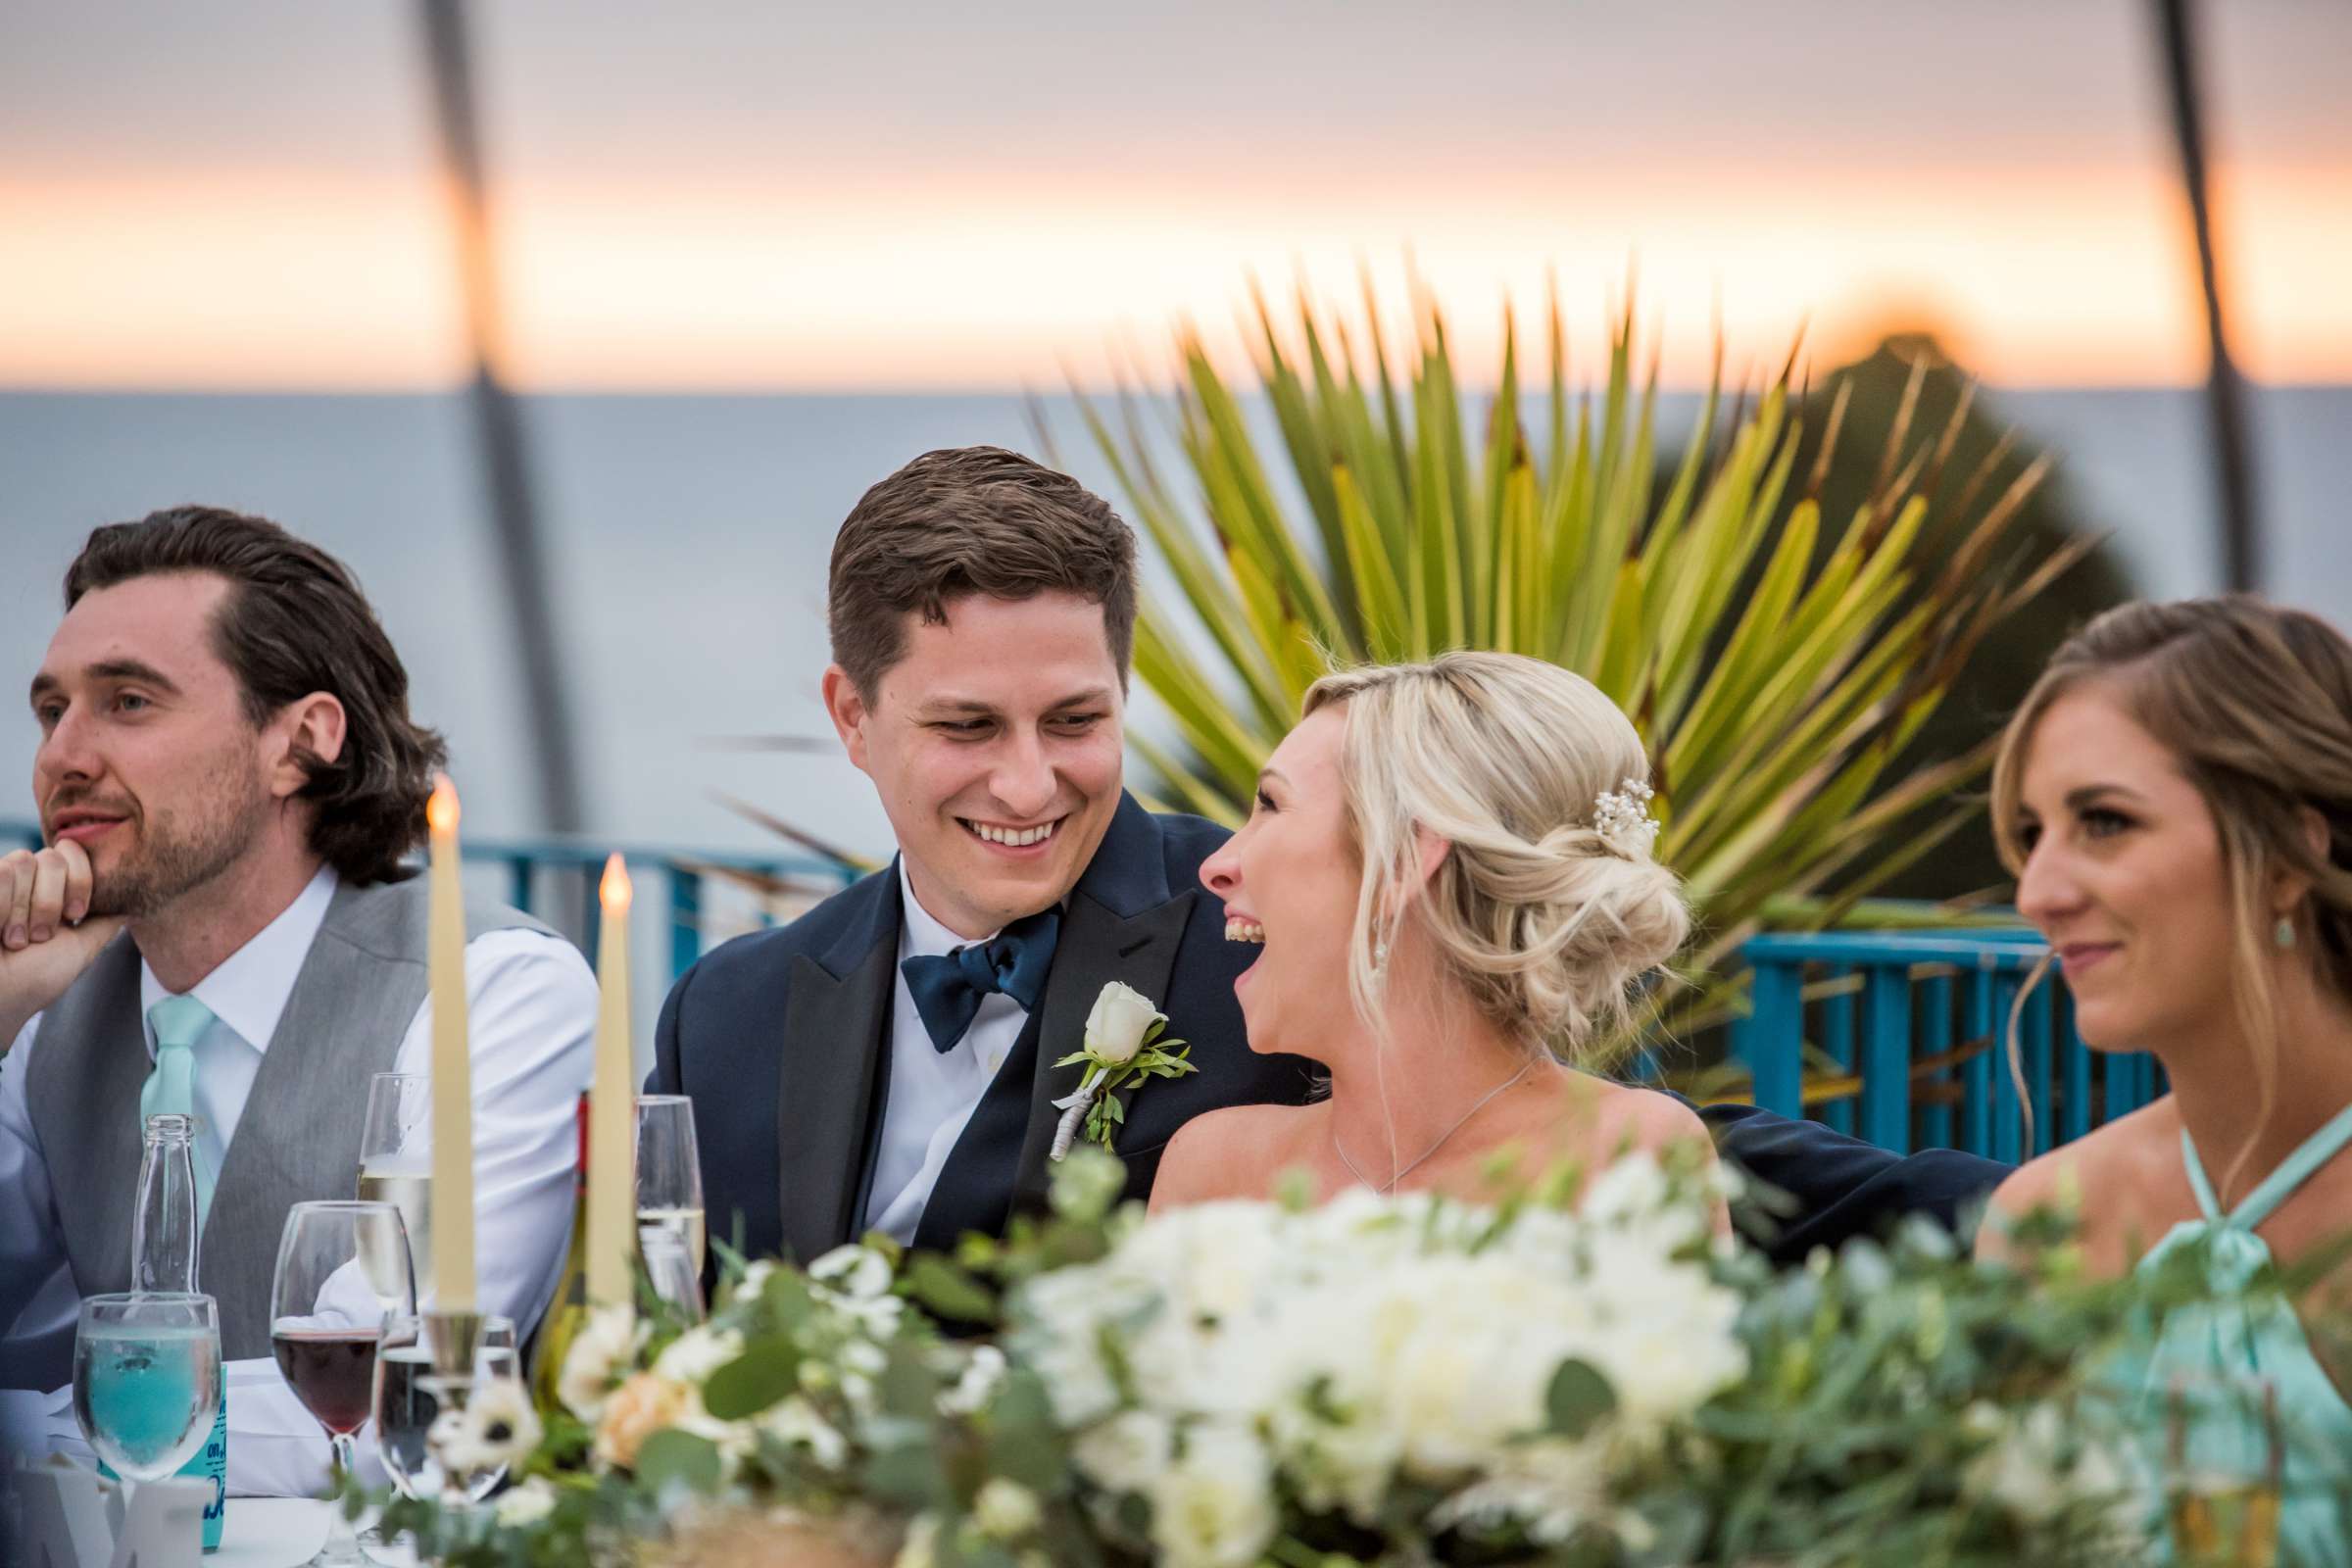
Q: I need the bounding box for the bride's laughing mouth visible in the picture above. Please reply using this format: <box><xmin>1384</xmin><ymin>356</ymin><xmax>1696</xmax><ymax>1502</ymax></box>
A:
<box><xmin>1224</xmin><ymin>906</ymin><xmax>1266</xmax><ymax>986</ymax></box>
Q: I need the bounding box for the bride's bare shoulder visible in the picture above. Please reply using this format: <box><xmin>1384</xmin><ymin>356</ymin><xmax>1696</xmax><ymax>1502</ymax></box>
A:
<box><xmin>1554</xmin><ymin>1072</ymin><xmax>1713</xmax><ymax>1160</ymax></box>
<box><xmin>1150</xmin><ymin>1102</ymin><xmax>1317</xmax><ymax>1212</ymax></box>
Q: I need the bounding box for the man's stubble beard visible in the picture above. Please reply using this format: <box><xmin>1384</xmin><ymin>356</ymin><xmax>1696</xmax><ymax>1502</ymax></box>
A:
<box><xmin>87</xmin><ymin>763</ymin><xmax>275</xmax><ymax>921</ymax></box>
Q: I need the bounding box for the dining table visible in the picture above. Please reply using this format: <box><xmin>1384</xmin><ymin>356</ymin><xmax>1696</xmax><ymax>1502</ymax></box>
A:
<box><xmin>213</xmin><ymin>1499</ymin><xmax>416</xmax><ymax>1567</ymax></box>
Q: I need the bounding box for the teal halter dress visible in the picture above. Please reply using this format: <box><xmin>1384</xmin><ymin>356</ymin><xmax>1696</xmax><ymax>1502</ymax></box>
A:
<box><xmin>2121</xmin><ymin>1102</ymin><xmax>2352</xmax><ymax>1565</ymax></box>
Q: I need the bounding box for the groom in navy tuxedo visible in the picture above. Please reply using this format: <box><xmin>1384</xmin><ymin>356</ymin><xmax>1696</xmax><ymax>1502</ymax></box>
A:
<box><xmin>648</xmin><ymin>446</ymin><xmax>2004</xmax><ymax>1267</ymax></box>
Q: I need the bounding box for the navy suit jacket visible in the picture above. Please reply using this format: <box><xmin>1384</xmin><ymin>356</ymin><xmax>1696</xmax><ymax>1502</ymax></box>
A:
<box><xmin>650</xmin><ymin>793</ymin><xmax>2006</xmax><ymax>1266</ymax></box>
<box><xmin>649</xmin><ymin>794</ymin><xmax>1316</xmax><ymax>1264</ymax></box>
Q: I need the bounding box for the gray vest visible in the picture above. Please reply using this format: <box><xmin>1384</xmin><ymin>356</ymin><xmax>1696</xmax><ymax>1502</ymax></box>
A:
<box><xmin>24</xmin><ymin>875</ymin><xmax>554</xmax><ymax>1369</ymax></box>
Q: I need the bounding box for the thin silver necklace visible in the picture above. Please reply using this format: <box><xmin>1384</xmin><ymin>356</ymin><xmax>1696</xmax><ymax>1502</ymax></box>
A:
<box><xmin>1330</xmin><ymin>1058</ymin><xmax>1540</xmax><ymax>1195</ymax></box>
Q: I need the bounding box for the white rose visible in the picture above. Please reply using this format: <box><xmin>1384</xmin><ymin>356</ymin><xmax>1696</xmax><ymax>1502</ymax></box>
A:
<box><xmin>491</xmin><ymin>1476</ymin><xmax>559</xmax><ymax>1528</ymax></box>
<box><xmin>894</xmin><ymin>1513</ymin><xmax>941</xmax><ymax>1568</ymax></box>
<box><xmin>557</xmin><ymin>1303</ymin><xmax>642</xmax><ymax>1422</ymax></box>
<box><xmin>1148</xmin><ymin>1422</ymin><xmax>1278</xmax><ymax>1568</ymax></box>
<box><xmin>1962</xmin><ymin>1399</ymin><xmax>2149</xmax><ymax>1537</ymax></box>
<box><xmin>938</xmin><ymin>1345</ymin><xmax>1007</xmax><ymax>1417</ymax></box>
<box><xmin>1072</xmin><ymin>1407</ymin><xmax>1174</xmax><ymax>1496</ymax></box>
<box><xmin>759</xmin><ymin>1395</ymin><xmax>849</xmax><ymax>1470</ymax></box>
<box><xmin>653</xmin><ymin>1325</ymin><xmax>745</xmax><ymax>1386</ymax></box>
<box><xmin>1964</xmin><ymin>1403</ymin><xmax>2072</xmax><ymax>1524</ymax></box>
<box><xmin>809</xmin><ymin>1244</ymin><xmax>895</xmax><ymax>1301</ymax></box>
<box><xmin>973</xmin><ymin>1478</ymin><xmax>1043</xmax><ymax>1541</ymax></box>
<box><xmin>732</xmin><ymin>1259</ymin><xmax>777</xmax><ymax>1303</ymax></box>
<box><xmin>1084</xmin><ymin>981</ymin><xmax>1163</xmax><ymax>1064</ymax></box>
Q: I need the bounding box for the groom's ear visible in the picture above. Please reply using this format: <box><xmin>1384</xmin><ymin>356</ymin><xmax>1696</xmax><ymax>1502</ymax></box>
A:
<box><xmin>821</xmin><ymin>664</ymin><xmax>872</xmax><ymax>773</ymax></box>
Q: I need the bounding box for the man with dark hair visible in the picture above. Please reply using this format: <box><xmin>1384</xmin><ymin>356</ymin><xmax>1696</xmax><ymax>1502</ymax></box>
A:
<box><xmin>651</xmin><ymin>446</ymin><xmax>1306</xmax><ymax>1260</ymax></box>
<box><xmin>0</xmin><ymin>506</ymin><xmax>596</xmax><ymax>1495</ymax></box>
<box><xmin>653</xmin><ymin>447</ymin><xmax>2001</xmax><ymax>1267</ymax></box>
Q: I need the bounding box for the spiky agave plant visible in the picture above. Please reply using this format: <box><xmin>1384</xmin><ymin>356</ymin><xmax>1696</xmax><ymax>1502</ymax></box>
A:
<box><xmin>1042</xmin><ymin>278</ymin><xmax>2093</xmax><ymax>1063</ymax></box>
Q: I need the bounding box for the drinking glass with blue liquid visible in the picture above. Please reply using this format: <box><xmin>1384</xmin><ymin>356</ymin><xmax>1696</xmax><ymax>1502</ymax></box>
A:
<box><xmin>74</xmin><ymin>1293</ymin><xmax>222</xmax><ymax>1498</ymax></box>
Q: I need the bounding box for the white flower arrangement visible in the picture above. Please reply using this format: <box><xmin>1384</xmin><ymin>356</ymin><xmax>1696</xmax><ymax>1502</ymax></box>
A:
<box><xmin>490</xmin><ymin>1476</ymin><xmax>559</xmax><ymax>1528</ymax></box>
<box><xmin>384</xmin><ymin>1149</ymin><xmax>2180</xmax><ymax>1567</ymax></box>
<box><xmin>557</xmin><ymin>1301</ymin><xmax>647</xmax><ymax>1423</ymax></box>
<box><xmin>1009</xmin><ymin>1155</ymin><xmax>1747</xmax><ymax>1562</ymax></box>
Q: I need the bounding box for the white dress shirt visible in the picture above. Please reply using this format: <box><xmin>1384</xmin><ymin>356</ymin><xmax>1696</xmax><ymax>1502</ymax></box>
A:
<box><xmin>0</xmin><ymin>864</ymin><xmax>597</xmax><ymax>1496</ymax></box>
<box><xmin>861</xmin><ymin>859</ymin><xmax>1032</xmax><ymax>1244</ymax></box>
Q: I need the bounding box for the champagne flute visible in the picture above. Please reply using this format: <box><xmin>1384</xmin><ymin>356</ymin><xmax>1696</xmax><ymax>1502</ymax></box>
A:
<box><xmin>636</xmin><ymin>1095</ymin><xmax>706</xmax><ymax>1281</ymax></box>
<box><xmin>373</xmin><ymin>1314</ymin><xmax>517</xmax><ymax>1504</ymax></box>
<box><xmin>356</xmin><ymin>1072</ymin><xmax>435</xmax><ymax>1304</ymax></box>
<box><xmin>270</xmin><ymin>1200</ymin><xmax>415</xmax><ymax>1567</ymax></box>
<box><xmin>642</xmin><ymin>1226</ymin><xmax>705</xmax><ymax>1324</ymax></box>
<box><xmin>74</xmin><ymin>1293</ymin><xmax>222</xmax><ymax>1519</ymax></box>
<box><xmin>2165</xmin><ymin>1372</ymin><xmax>2284</xmax><ymax>1568</ymax></box>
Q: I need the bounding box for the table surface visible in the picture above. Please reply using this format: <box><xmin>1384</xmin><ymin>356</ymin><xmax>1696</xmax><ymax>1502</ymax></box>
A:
<box><xmin>216</xmin><ymin>1499</ymin><xmax>415</xmax><ymax>1567</ymax></box>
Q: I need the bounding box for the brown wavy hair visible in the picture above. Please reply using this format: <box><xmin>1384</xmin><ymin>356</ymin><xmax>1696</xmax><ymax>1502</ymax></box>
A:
<box><xmin>64</xmin><ymin>506</ymin><xmax>448</xmax><ymax>885</ymax></box>
<box><xmin>826</xmin><ymin>447</ymin><xmax>1138</xmax><ymax>699</ymax></box>
<box><xmin>1989</xmin><ymin>596</ymin><xmax>2352</xmax><ymax>1179</ymax></box>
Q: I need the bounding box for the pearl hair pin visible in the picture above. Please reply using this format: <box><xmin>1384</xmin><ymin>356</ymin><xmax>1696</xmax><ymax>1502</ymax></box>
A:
<box><xmin>1592</xmin><ymin>778</ymin><xmax>1660</xmax><ymax>858</ymax></box>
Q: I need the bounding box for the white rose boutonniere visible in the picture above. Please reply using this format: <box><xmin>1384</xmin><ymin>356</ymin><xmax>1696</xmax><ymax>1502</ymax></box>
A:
<box><xmin>1050</xmin><ymin>981</ymin><xmax>1198</xmax><ymax>1158</ymax></box>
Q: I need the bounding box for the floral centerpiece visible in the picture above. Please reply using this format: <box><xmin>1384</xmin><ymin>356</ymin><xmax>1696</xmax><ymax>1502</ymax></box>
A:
<box><xmin>381</xmin><ymin>1150</ymin><xmax>2171</xmax><ymax>1567</ymax></box>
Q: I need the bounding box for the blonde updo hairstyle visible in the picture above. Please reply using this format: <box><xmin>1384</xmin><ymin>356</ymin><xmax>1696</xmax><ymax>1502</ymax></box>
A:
<box><xmin>1302</xmin><ymin>652</ymin><xmax>1691</xmax><ymax>1062</ymax></box>
<box><xmin>1989</xmin><ymin>597</ymin><xmax>2352</xmax><ymax>1181</ymax></box>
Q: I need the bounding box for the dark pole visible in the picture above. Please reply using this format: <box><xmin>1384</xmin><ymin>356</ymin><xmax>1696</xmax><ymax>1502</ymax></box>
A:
<box><xmin>2154</xmin><ymin>0</ymin><xmax>2261</xmax><ymax>592</ymax></box>
<box><xmin>417</xmin><ymin>0</ymin><xmax>586</xmax><ymax>832</ymax></box>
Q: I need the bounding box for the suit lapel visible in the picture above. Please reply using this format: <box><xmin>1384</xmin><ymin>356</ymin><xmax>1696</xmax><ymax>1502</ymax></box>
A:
<box><xmin>912</xmin><ymin>795</ymin><xmax>1194</xmax><ymax>1248</ymax></box>
<box><xmin>772</xmin><ymin>872</ymin><xmax>899</xmax><ymax>1265</ymax></box>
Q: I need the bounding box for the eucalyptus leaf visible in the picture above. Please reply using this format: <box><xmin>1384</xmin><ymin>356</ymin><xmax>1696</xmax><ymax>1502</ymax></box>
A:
<box><xmin>1544</xmin><ymin>1357</ymin><xmax>1618</xmax><ymax>1439</ymax></box>
<box><xmin>906</xmin><ymin>1255</ymin><xmax>999</xmax><ymax>1323</ymax></box>
<box><xmin>630</xmin><ymin>1429</ymin><xmax>721</xmax><ymax>1498</ymax></box>
<box><xmin>702</xmin><ymin>1338</ymin><xmax>804</xmax><ymax>1422</ymax></box>
<box><xmin>862</xmin><ymin>1439</ymin><xmax>951</xmax><ymax>1510</ymax></box>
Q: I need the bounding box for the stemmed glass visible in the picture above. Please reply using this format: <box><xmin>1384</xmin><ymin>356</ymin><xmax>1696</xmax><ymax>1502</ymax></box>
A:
<box><xmin>373</xmin><ymin>1314</ymin><xmax>517</xmax><ymax>1504</ymax></box>
<box><xmin>270</xmin><ymin>1200</ymin><xmax>415</xmax><ymax>1566</ymax></box>
<box><xmin>636</xmin><ymin>1095</ymin><xmax>706</xmax><ymax>1284</ymax></box>
<box><xmin>356</xmin><ymin>1072</ymin><xmax>436</xmax><ymax>1305</ymax></box>
<box><xmin>74</xmin><ymin>1293</ymin><xmax>222</xmax><ymax>1513</ymax></box>
<box><xmin>2164</xmin><ymin>1372</ymin><xmax>2284</xmax><ymax>1567</ymax></box>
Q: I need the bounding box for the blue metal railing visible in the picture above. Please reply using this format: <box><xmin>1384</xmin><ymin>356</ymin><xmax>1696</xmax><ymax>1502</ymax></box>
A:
<box><xmin>6</xmin><ymin>814</ymin><xmax>2167</xmax><ymax>1158</ymax></box>
<box><xmin>0</xmin><ymin>820</ymin><xmax>860</xmax><ymax>983</ymax></box>
<box><xmin>1732</xmin><ymin>929</ymin><xmax>2164</xmax><ymax>1160</ymax></box>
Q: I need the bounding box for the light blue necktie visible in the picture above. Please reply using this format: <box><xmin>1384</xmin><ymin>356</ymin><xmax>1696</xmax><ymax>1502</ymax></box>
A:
<box><xmin>142</xmin><ymin>995</ymin><xmax>217</xmax><ymax>1226</ymax></box>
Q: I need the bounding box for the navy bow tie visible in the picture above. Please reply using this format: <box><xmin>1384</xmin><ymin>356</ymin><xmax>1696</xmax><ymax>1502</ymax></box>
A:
<box><xmin>901</xmin><ymin>906</ymin><xmax>1061</xmax><ymax>1054</ymax></box>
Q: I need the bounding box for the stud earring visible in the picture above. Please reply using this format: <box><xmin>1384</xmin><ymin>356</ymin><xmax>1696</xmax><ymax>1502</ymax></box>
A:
<box><xmin>2277</xmin><ymin>916</ymin><xmax>2297</xmax><ymax>950</ymax></box>
<box><xmin>1370</xmin><ymin>933</ymin><xmax>1390</xmax><ymax>974</ymax></box>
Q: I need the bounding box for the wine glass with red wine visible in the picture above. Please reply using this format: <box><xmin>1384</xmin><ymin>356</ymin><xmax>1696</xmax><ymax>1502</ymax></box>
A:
<box><xmin>270</xmin><ymin>1200</ymin><xmax>416</xmax><ymax>1566</ymax></box>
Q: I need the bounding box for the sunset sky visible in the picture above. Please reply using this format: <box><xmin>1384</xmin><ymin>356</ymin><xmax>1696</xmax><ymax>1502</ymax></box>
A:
<box><xmin>5</xmin><ymin>0</ymin><xmax>2347</xmax><ymax>391</ymax></box>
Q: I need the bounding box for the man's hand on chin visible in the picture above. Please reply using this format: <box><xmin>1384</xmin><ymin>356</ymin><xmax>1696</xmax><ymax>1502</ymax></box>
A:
<box><xmin>0</xmin><ymin>840</ymin><xmax>127</xmax><ymax>1048</ymax></box>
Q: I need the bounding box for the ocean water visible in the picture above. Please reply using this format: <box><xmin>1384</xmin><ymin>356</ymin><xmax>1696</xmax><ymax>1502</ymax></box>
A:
<box><xmin>1</xmin><ymin>385</ymin><xmax>2345</xmax><ymax>864</ymax></box>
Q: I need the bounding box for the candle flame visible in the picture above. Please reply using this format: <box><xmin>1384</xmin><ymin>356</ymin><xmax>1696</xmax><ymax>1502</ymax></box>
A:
<box><xmin>426</xmin><ymin>773</ymin><xmax>460</xmax><ymax>834</ymax></box>
<box><xmin>600</xmin><ymin>852</ymin><xmax>633</xmax><ymax>913</ymax></box>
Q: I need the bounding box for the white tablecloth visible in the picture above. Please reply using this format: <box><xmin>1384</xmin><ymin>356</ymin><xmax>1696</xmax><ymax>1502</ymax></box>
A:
<box><xmin>215</xmin><ymin>1498</ymin><xmax>415</xmax><ymax>1567</ymax></box>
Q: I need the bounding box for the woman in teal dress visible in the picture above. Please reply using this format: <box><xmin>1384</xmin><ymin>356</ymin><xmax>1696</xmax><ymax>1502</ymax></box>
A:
<box><xmin>1978</xmin><ymin>597</ymin><xmax>2352</xmax><ymax>1565</ymax></box>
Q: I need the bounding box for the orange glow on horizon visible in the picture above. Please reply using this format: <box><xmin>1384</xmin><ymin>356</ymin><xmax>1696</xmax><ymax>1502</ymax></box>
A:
<box><xmin>2</xmin><ymin>160</ymin><xmax>2347</xmax><ymax>392</ymax></box>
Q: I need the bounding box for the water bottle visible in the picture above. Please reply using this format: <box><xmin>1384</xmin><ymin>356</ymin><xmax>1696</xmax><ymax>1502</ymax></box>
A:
<box><xmin>128</xmin><ymin>1113</ymin><xmax>227</xmax><ymax>1552</ymax></box>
